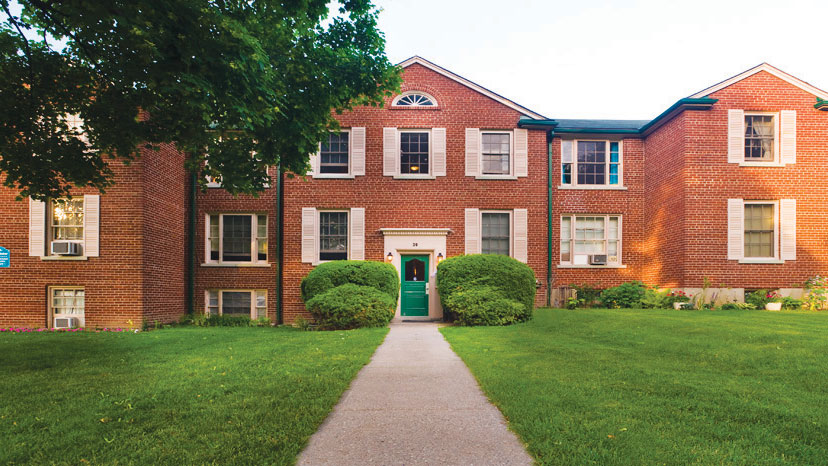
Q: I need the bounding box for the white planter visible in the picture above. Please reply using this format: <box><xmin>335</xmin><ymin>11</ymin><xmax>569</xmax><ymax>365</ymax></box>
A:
<box><xmin>673</xmin><ymin>302</ymin><xmax>689</xmax><ymax>310</ymax></box>
<box><xmin>765</xmin><ymin>302</ymin><xmax>782</xmax><ymax>311</ymax></box>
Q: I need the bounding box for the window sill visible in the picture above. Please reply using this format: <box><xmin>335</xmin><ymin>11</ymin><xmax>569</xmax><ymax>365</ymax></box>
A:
<box><xmin>393</xmin><ymin>175</ymin><xmax>436</xmax><ymax>180</ymax></box>
<box><xmin>558</xmin><ymin>185</ymin><xmax>627</xmax><ymax>190</ymax></box>
<box><xmin>201</xmin><ymin>263</ymin><xmax>273</xmax><ymax>268</ymax></box>
<box><xmin>40</xmin><ymin>256</ymin><xmax>88</xmax><ymax>261</ymax></box>
<box><xmin>557</xmin><ymin>264</ymin><xmax>626</xmax><ymax>269</ymax></box>
<box><xmin>312</xmin><ymin>174</ymin><xmax>355</xmax><ymax>179</ymax></box>
<box><xmin>738</xmin><ymin>162</ymin><xmax>787</xmax><ymax>167</ymax></box>
<box><xmin>475</xmin><ymin>175</ymin><xmax>518</xmax><ymax>180</ymax></box>
<box><xmin>737</xmin><ymin>258</ymin><xmax>785</xmax><ymax>264</ymax></box>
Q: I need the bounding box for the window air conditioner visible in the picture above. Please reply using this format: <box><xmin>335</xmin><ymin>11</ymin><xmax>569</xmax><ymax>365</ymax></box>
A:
<box><xmin>588</xmin><ymin>254</ymin><xmax>608</xmax><ymax>265</ymax></box>
<box><xmin>54</xmin><ymin>317</ymin><xmax>79</xmax><ymax>329</ymax></box>
<box><xmin>51</xmin><ymin>241</ymin><xmax>82</xmax><ymax>256</ymax></box>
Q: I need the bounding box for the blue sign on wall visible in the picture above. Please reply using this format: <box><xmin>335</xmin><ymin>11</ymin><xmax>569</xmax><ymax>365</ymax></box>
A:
<box><xmin>0</xmin><ymin>247</ymin><xmax>9</xmax><ymax>268</ymax></box>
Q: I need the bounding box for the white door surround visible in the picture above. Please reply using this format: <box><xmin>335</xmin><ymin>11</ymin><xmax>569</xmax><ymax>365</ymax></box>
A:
<box><xmin>380</xmin><ymin>228</ymin><xmax>450</xmax><ymax>320</ymax></box>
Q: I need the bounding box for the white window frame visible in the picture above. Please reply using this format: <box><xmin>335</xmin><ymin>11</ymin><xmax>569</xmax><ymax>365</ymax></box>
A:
<box><xmin>559</xmin><ymin>214</ymin><xmax>624</xmax><ymax>268</ymax></box>
<box><xmin>315</xmin><ymin>129</ymin><xmax>353</xmax><ymax>178</ymax></box>
<box><xmin>480</xmin><ymin>210</ymin><xmax>513</xmax><ymax>257</ymax></box>
<box><xmin>318</xmin><ymin>209</ymin><xmax>350</xmax><ymax>263</ymax></box>
<box><xmin>205</xmin><ymin>289</ymin><xmax>267</xmax><ymax>319</ymax></box>
<box><xmin>49</xmin><ymin>286</ymin><xmax>85</xmax><ymax>328</ymax></box>
<box><xmin>478</xmin><ymin>131</ymin><xmax>515</xmax><ymax>179</ymax></box>
<box><xmin>742</xmin><ymin>112</ymin><xmax>780</xmax><ymax>166</ymax></box>
<box><xmin>741</xmin><ymin>200</ymin><xmax>779</xmax><ymax>262</ymax></box>
<box><xmin>204</xmin><ymin>213</ymin><xmax>268</xmax><ymax>266</ymax></box>
<box><xmin>48</xmin><ymin>198</ymin><xmax>85</xmax><ymax>255</ymax></box>
<box><xmin>396</xmin><ymin>129</ymin><xmax>433</xmax><ymax>179</ymax></box>
<box><xmin>391</xmin><ymin>91</ymin><xmax>438</xmax><ymax>107</ymax></box>
<box><xmin>559</xmin><ymin>139</ymin><xmax>625</xmax><ymax>190</ymax></box>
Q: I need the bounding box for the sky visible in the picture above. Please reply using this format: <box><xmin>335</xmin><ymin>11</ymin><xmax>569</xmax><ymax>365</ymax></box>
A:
<box><xmin>373</xmin><ymin>0</ymin><xmax>828</xmax><ymax>120</ymax></box>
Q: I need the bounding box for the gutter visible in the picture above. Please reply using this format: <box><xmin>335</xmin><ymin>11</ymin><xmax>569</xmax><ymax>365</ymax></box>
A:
<box><xmin>276</xmin><ymin>163</ymin><xmax>284</xmax><ymax>325</ymax></box>
<box><xmin>186</xmin><ymin>171</ymin><xmax>197</xmax><ymax>315</ymax></box>
<box><xmin>546</xmin><ymin>132</ymin><xmax>553</xmax><ymax>307</ymax></box>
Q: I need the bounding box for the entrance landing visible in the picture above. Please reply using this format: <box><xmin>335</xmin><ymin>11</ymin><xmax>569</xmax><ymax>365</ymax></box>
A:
<box><xmin>297</xmin><ymin>322</ymin><xmax>532</xmax><ymax>465</ymax></box>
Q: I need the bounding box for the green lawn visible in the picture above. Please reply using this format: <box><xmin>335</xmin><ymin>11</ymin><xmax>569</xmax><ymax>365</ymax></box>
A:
<box><xmin>0</xmin><ymin>326</ymin><xmax>387</xmax><ymax>465</ymax></box>
<box><xmin>441</xmin><ymin>308</ymin><xmax>828</xmax><ymax>465</ymax></box>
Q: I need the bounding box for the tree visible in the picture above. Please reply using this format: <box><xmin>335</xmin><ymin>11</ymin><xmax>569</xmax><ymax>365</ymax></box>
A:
<box><xmin>0</xmin><ymin>0</ymin><xmax>401</xmax><ymax>200</ymax></box>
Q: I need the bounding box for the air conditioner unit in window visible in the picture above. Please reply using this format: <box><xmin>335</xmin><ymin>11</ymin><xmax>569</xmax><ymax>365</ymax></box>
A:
<box><xmin>54</xmin><ymin>317</ymin><xmax>79</xmax><ymax>329</ymax></box>
<box><xmin>51</xmin><ymin>241</ymin><xmax>82</xmax><ymax>256</ymax></box>
<box><xmin>589</xmin><ymin>254</ymin><xmax>608</xmax><ymax>265</ymax></box>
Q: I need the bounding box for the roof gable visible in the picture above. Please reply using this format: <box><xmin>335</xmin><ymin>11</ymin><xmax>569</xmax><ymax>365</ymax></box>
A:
<box><xmin>688</xmin><ymin>63</ymin><xmax>828</xmax><ymax>100</ymax></box>
<box><xmin>398</xmin><ymin>56</ymin><xmax>547</xmax><ymax>120</ymax></box>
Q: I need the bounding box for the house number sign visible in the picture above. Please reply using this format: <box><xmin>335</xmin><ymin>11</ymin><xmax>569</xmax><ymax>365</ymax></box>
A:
<box><xmin>412</xmin><ymin>242</ymin><xmax>418</xmax><ymax>247</ymax></box>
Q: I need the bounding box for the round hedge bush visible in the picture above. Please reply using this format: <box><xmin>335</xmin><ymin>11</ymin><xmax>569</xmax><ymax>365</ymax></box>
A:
<box><xmin>305</xmin><ymin>283</ymin><xmax>396</xmax><ymax>330</ymax></box>
<box><xmin>442</xmin><ymin>285</ymin><xmax>528</xmax><ymax>326</ymax></box>
<box><xmin>301</xmin><ymin>260</ymin><xmax>399</xmax><ymax>304</ymax></box>
<box><xmin>437</xmin><ymin>254</ymin><xmax>536</xmax><ymax>325</ymax></box>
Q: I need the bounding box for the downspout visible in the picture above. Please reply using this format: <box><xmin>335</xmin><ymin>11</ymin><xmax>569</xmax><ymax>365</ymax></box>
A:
<box><xmin>187</xmin><ymin>171</ymin><xmax>197</xmax><ymax>315</ymax></box>
<box><xmin>546</xmin><ymin>131</ymin><xmax>553</xmax><ymax>307</ymax></box>
<box><xmin>276</xmin><ymin>163</ymin><xmax>284</xmax><ymax>325</ymax></box>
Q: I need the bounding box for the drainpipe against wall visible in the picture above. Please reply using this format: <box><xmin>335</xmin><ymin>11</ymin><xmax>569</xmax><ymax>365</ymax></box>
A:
<box><xmin>546</xmin><ymin>131</ymin><xmax>554</xmax><ymax>307</ymax></box>
<box><xmin>187</xmin><ymin>171</ymin><xmax>197</xmax><ymax>315</ymax></box>
<box><xmin>275</xmin><ymin>163</ymin><xmax>284</xmax><ymax>325</ymax></box>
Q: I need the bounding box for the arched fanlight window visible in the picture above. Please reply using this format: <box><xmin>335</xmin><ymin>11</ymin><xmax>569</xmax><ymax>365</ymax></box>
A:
<box><xmin>392</xmin><ymin>92</ymin><xmax>437</xmax><ymax>107</ymax></box>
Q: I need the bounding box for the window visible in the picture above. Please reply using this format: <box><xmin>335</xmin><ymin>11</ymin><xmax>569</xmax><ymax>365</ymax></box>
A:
<box><xmin>50</xmin><ymin>287</ymin><xmax>85</xmax><ymax>327</ymax></box>
<box><xmin>561</xmin><ymin>140</ymin><xmax>622</xmax><ymax>187</ymax></box>
<box><xmin>319</xmin><ymin>211</ymin><xmax>348</xmax><ymax>261</ymax></box>
<box><xmin>744</xmin><ymin>203</ymin><xmax>776</xmax><ymax>258</ymax></box>
<box><xmin>320</xmin><ymin>131</ymin><xmax>349</xmax><ymax>174</ymax></box>
<box><xmin>392</xmin><ymin>92</ymin><xmax>436</xmax><ymax>107</ymax></box>
<box><xmin>745</xmin><ymin>114</ymin><xmax>775</xmax><ymax>162</ymax></box>
<box><xmin>51</xmin><ymin>198</ymin><xmax>84</xmax><ymax>244</ymax></box>
<box><xmin>481</xmin><ymin>132</ymin><xmax>511</xmax><ymax>175</ymax></box>
<box><xmin>560</xmin><ymin>215</ymin><xmax>621</xmax><ymax>266</ymax></box>
<box><xmin>482</xmin><ymin>212</ymin><xmax>510</xmax><ymax>255</ymax></box>
<box><xmin>206</xmin><ymin>214</ymin><xmax>267</xmax><ymax>264</ymax></box>
<box><xmin>206</xmin><ymin>290</ymin><xmax>266</xmax><ymax>319</ymax></box>
<box><xmin>400</xmin><ymin>131</ymin><xmax>429</xmax><ymax>174</ymax></box>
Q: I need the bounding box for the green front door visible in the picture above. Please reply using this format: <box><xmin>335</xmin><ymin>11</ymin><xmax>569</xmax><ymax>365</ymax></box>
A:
<box><xmin>401</xmin><ymin>255</ymin><xmax>429</xmax><ymax>317</ymax></box>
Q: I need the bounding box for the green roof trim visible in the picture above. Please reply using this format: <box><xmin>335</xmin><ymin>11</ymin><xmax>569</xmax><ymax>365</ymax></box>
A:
<box><xmin>816</xmin><ymin>98</ymin><xmax>828</xmax><ymax>111</ymax></box>
<box><xmin>638</xmin><ymin>98</ymin><xmax>717</xmax><ymax>135</ymax></box>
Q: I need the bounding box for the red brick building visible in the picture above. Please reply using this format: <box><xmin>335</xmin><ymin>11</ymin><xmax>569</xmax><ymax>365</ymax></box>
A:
<box><xmin>1</xmin><ymin>59</ymin><xmax>826</xmax><ymax>327</ymax></box>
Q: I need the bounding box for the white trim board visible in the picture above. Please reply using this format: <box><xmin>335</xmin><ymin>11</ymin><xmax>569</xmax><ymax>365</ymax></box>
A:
<box><xmin>689</xmin><ymin>63</ymin><xmax>828</xmax><ymax>100</ymax></box>
<box><xmin>398</xmin><ymin>56</ymin><xmax>548</xmax><ymax>120</ymax></box>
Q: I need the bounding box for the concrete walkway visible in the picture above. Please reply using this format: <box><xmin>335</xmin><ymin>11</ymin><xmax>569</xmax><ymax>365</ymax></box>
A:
<box><xmin>297</xmin><ymin>322</ymin><xmax>532</xmax><ymax>465</ymax></box>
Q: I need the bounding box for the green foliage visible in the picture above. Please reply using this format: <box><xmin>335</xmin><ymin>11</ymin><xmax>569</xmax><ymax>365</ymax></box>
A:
<box><xmin>301</xmin><ymin>260</ymin><xmax>399</xmax><ymax>304</ymax></box>
<box><xmin>305</xmin><ymin>283</ymin><xmax>395</xmax><ymax>330</ymax></box>
<box><xmin>599</xmin><ymin>281</ymin><xmax>648</xmax><ymax>309</ymax></box>
<box><xmin>641</xmin><ymin>288</ymin><xmax>670</xmax><ymax>309</ymax></box>
<box><xmin>565</xmin><ymin>296</ymin><xmax>581</xmax><ymax>310</ymax></box>
<box><xmin>718</xmin><ymin>302</ymin><xmax>757</xmax><ymax>311</ymax></box>
<box><xmin>0</xmin><ymin>0</ymin><xmax>401</xmax><ymax>199</ymax></box>
<box><xmin>746</xmin><ymin>289</ymin><xmax>772</xmax><ymax>308</ymax></box>
<box><xmin>781</xmin><ymin>297</ymin><xmax>803</xmax><ymax>310</ymax></box>
<box><xmin>437</xmin><ymin>254</ymin><xmax>536</xmax><ymax>322</ymax></box>
<box><xmin>180</xmin><ymin>313</ymin><xmax>271</xmax><ymax>327</ymax></box>
<box><xmin>442</xmin><ymin>285</ymin><xmax>529</xmax><ymax>326</ymax></box>
<box><xmin>804</xmin><ymin>275</ymin><xmax>828</xmax><ymax>311</ymax></box>
<box><xmin>570</xmin><ymin>283</ymin><xmax>601</xmax><ymax>308</ymax></box>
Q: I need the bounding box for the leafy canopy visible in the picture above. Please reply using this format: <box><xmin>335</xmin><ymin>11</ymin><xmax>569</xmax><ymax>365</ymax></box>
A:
<box><xmin>0</xmin><ymin>0</ymin><xmax>401</xmax><ymax>199</ymax></box>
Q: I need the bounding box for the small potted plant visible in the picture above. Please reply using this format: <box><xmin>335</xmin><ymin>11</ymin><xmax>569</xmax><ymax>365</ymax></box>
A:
<box><xmin>765</xmin><ymin>291</ymin><xmax>783</xmax><ymax>311</ymax></box>
<box><xmin>668</xmin><ymin>290</ymin><xmax>691</xmax><ymax>310</ymax></box>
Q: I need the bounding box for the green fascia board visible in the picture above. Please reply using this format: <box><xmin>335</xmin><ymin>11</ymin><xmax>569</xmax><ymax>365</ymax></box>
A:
<box><xmin>517</xmin><ymin>119</ymin><xmax>559</xmax><ymax>129</ymax></box>
<box><xmin>552</xmin><ymin>127</ymin><xmax>641</xmax><ymax>134</ymax></box>
<box><xmin>816</xmin><ymin>98</ymin><xmax>828</xmax><ymax>110</ymax></box>
<box><xmin>638</xmin><ymin>98</ymin><xmax>717</xmax><ymax>135</ymax></box>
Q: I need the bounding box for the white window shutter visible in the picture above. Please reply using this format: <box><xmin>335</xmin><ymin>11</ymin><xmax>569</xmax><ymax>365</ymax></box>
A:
<box><xmin>513</xmin><ymin>209</ymin><xmax>528</xmax><ymax>263</ymax></box>
<box><xmin>780</xmin><ymin>199</ymin><xmax>796</xmax><ymax>261</ymax></box>
<box><xmin>383</xmin><ymin>127</ymin><xmax>398</xmax><ymax>176</ymax></box>
<box><xmin>465</xmin><ymin>128</ymin><xmax>480</xmax><ymax>177</ymax></box>
<box><xmin>351</xmin><ymin>127</ymin><xmax>366</xmax><ymax>176</ymax></box>
<box><xmin>301</xmin><ymin>208</ymin><xmax>317</xmax><ymax>263</ymax></box>
<box><xmin>727</xmin><ymin>109</ymin><xmax>744</xmax><ymax>164</ymax></box>
<box><xmin>727</xmin><ymin>199</ymin><xmax>743</xmax><ymax>260</ymax></box>
<box><xmin>780</xmin><ymin>110</ymin><xmax>796</xmax><ymax>165</ymax></box>
<box><xmin>514</xmin><ymin>129</ymin><xmax>528</xmax><ymax>177</ymax></box>
<box><xmin>28</xmin><ymin>198</ymin><xmax>46</xmax><ymax>256</ymax></box>
<box><xmin>83</xmin><ymin>195</ymin><xmax>100</xmax><ymax>257</ymax></box>
<box><xmin>308</xmin><ymin>149</ymin><xmax>318</xmax><ymax>176</ymax></box>
<box><xmin>204</xmin><ymin>214</ymin><xmax>212</xmax><ymax>263</ymax></box>
<box><xmin>432</xmin><ymin>128</ymin><xmax>446</xmax><ymax>176</ymax></box>
<box><xmin>464</xmin><ymin>208</ymin><xmax>480</xmax><ymax>255</ymax></box>
<box><xmin>350</xmin><ymin>207</ymin><xmax>365</xmax><ymax>260</ymax></box>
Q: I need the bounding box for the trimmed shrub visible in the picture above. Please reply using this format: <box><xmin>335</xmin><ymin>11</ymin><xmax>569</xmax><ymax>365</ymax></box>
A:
<box><xmin>641</xmin><ymin>288</ymin><xmax>670</xmax><ymax>309</ymax></box>
<box><xmin>181</xmin><ymin>314</ymin><xmax>272</xmax><ymax>327</ymax></box>
<box><xmin>437</xmin><ymin>254</ymin><xmax>536</xmax><ymax>324</ymax></box>
<box><xmin>443</xmin><ymin>285</ymin><xmax>528</xmax><ymax>326</ymax></box>
<box><xmin>600</xmin><ymin>281</ymin><xmax>648</xmax><ymax>308</ymax></box>
<box><xmin>305</xmin><ymin>284</ymin><xmax>396</xmax><ymax>330</ymax></box>
<box><xmin>301</xmin><ymin>260</ymin><xmax>399</xmax><ymax>304</ymax></box>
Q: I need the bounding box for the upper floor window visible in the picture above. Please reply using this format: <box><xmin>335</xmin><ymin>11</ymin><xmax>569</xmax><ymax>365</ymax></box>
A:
<box><xmin>392</xmin><ymin>92</ymin><xmax>436</xmax><ymax>107</ymax></box>
<box><xmin>560</xmin><ymin>215</ymin><xmax>621</xmax><ymax>266</ymax></box>
<box><xmin>744</xmin><ymin>114</ymin><xmax>775</xmax><ymax>162</ymax></box>
<box><xmin>320</xmin><ymin>131</ymin><xmax>350</xmax><ymax>174</ymax></box>
<box><xmin>52</xmin><ymin>199</ymin><xmax>84</xmax><ymax>243</ymax></box>
<box><xmin>400</xmin><ymin>131</ymin><xmax>430</xmax><ymax>175</ymax></box>
<box><xmin>319</xmin><ymin>211</ymin><xmax>348</xmax><ymax>261</ymax></box>
<box><xmin>481</xmin><ymin>132</ymin><xmax>511</xmax><ymax>176</ymax></box>
<box><xmin>561</xmin><ymin>140</ymin><xmax>621</xmax><ymax>187</ymax></box>
<box><xmin>206</xmin><ymin>213</ymin><xmax>267</xmax><ymax>265</ymax></box>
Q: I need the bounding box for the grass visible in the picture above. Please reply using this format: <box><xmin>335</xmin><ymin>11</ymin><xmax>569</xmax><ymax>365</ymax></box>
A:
<box><xmin>441</xmin><ymin>308</ymin><xmax>828</xmax><ymax>465</ymax></box>
<box><xmin>0</xmin><ymin>326</ymin><xmax>387</xmax><ymax>465</ymax></box>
